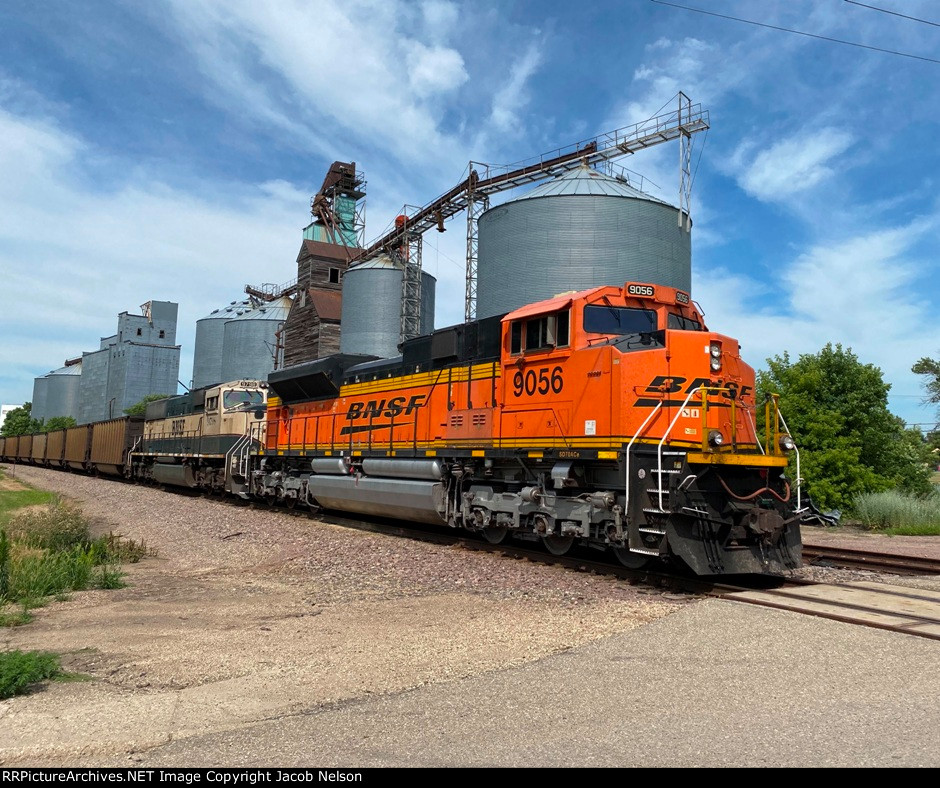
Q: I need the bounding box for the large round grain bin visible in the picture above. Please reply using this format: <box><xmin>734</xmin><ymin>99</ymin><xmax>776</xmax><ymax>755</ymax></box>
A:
<box><xmin>30</xmin><ymin>376</ymin><xmax>49</xmax><ymax>423</ymax></box>
<box><xmin>192</xmin><ymin>300</ymin><xmax>250</xmax><ymax>389</ymax></box>
<box><xmin>43</xmin><ymin>363</ymin><xmax>82</xmax><ymax>422</ymax></box>
<box><xmin>219</xmin><ymin>296</ymin><xmax>293</xmax><ymax>383</ymax></box>
<box><xmin>476</xmin><ymin>166</ymin><xmax>691</xmax><ymax>318</ymax></box>
<box><xmin>339</xmin><ymin>254</ymin><xmax>436</xmax><ymax>359</ymax></box>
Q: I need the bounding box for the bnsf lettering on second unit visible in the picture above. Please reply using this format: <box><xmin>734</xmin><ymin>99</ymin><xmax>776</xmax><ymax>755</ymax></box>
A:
<box><xmin>346</xmin><ymin>395</ymin><xmax>426</xmax><ymax>420</ymax></box>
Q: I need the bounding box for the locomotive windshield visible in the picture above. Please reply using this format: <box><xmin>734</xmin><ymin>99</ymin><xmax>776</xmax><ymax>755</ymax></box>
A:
<box><xmin>667</xmin><ymin>313</ymin><xmax>703</xmax><ymax>331</ymax></box>
<box><xmin>583</xmin><ymin>305</ymin><xmax>657</xmax><ymax>334</ymax></box>
<box><xmin>223</xmin><ymin>390</ymin><xmax>265</xmax><ymax>410</ymax></box>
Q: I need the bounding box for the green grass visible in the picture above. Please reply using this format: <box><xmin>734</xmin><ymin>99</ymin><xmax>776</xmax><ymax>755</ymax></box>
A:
<box><xmin>0</xmin><ymin>650</ymin><xmax>61</xmax><ymax>699</ymax></box>
<box><xmin>851</xmin><ymin>489</ymin><xmax>940</xmax><ymax>535</ymax></box>
<box><xmin>0</xmin><ymin>489</ymin><xmax>57</xmax><ymax>525</ymax></box>
<box><xmin>0</xmin><ymin>479</ymin><xmax>149</xmax><ymax>630</ymax></box>
<box><xmin>56</xmin><ymin>671</ymin><xmax>94</xmax><ymax>683</ymax></box>
<box><xmin>7</xmin><ymin>500</ymin><xmax>90</xmax><ymax>550</ymax></box>
<box><xmin>0</xmin><ymin>501</ymin><xmax>127</xmax><ymax>624</ymax></box>
<box><xmin>0</xmin><ymin>609</ymin><xmax>32</xmax><ymax>626</ymax></box>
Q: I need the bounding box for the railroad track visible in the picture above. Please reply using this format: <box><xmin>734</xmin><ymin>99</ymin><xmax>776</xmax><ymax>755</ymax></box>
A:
<box><xmin>802</xmin><ymin>544</ymin><xmax>940</xmax><ymax>576</ymax></box>
<box><xmin>307</xmin><ymin>509</ymin><xmax>940</xmax><ymax>641</ymax></box>
<box><xmin>307</xmin><ymin>510</ymin><xmax>940</xmax><ymax>641</ymax></box>
<box><xmin>17</xmin><ymin>467</ymin><xmax>940</xmax><ymax>642</ymax></box>
<box><xmin>310</xmin><ymin>509</ymin><xmax>716</xmax><ymax>592</ymax></box>
<box><xmin>716</xmin><ymin>580</ymin><xmax>940</xmax><ymax>642</ymax></box>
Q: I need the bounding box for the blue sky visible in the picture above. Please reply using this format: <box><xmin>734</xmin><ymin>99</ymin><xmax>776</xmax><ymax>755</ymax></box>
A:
<box><xmin>0</xmin><ymin>0</ymin><xmax>937</xmax><ymax>428</ymax></box>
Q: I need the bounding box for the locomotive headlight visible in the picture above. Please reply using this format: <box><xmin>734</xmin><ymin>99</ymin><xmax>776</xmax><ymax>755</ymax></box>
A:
<box><xmin>778</xmin><ymin>434</ymin><xmax>796</xmax><ymax>452</ymax></box>
<box><xmin>709</xmin><ymin>342</ymin><xmax>722</xmax><ymax>371</ymax></box>
<box><xmin>707</xmin><ymin>429</ymin><xmax>724</xmax><ymax>447</ymax></box>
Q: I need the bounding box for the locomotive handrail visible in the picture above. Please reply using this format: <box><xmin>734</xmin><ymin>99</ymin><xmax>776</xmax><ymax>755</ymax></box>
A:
<box><xmin>776</xmin><ymin>408</ymin><xmax>804</xmax><ymax>513</ymax></box>
<box><xmin>126</xmin><ymin>436</ymin><xmax>142</xmax><ymax>474</ymax></box>
<box><xmin>698</xmin><ymin>385</ymin><xmax>735</xmax><ymax>453</ymax></box>
<box><xmin>657</xmin><ymin>387</ymin><xmax>706</xmax><ymax>512</ymax></box>
<box><xmin>224</xmin><ymin>431</ymin><xmax>248</xmax><ymax>483</ymax></box>
<box><xmin>742</xmin><ymin>407</ymin><xmax>765</xmax><ymax>454</ymax></box>
<box><xmin>624</xmin><ymin>399</ymin><xmax>664</xmax><ymax>521</ymax></box>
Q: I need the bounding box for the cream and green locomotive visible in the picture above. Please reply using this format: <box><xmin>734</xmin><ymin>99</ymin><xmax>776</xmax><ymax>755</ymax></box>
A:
<box><xmin>132</xmin><ymin>379</ymin><xmax>267</xmax><ymax>492</ymax></box>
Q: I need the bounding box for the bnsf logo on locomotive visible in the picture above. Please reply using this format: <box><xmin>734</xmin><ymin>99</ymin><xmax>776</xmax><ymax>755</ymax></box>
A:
<box><xmin>628</xmin><ymin>284</ymin><xmax>655</xmax><ymax>297</ymax></box>
<box><xmin>345</xmin><ymin>395</ymin><xmax>426</xmax><ymax>420</ymax></box>
<box><xmin>633</xmin><ymin>375</ymin><xmax>753</xmax><ymax>407</ymax></box>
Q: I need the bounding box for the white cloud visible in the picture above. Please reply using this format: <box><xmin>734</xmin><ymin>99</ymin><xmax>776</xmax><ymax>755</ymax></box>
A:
<box><xmin>693</xmin><ymin>217</ymin><xmax>940</xmax><ymax>423</ymax></box>
<box><xmin>408</xmin><ymin>42</ymin><xmax>468</xmax><ymax>97</ymax></box>
<box><xmin>734</xmin><ymin>128</ymin><xmax>854</xmax><ymax>203</ymax></box>
<box><xmin>0</xmin><ymin>108</ymin><xmax>309</xmax><ymax>394</ymax></box>
<box><xmin>160</xmin><ymin>0</ymin><xmax>480</xmax><ymax>170</ymax></box>
<box><xmin>488</xmin><ymin>42</ymin><xmax>543</xmax><ymax>135</ymax></box>
<box><xmin>421</xmin><ymin>1</ymin><xmax>460</xmax><ymax>37</ymax></box>
<box><xmin>599</xmin><ymin>36</ymin><xmax>744</xmax><ymax>223</ymax></box>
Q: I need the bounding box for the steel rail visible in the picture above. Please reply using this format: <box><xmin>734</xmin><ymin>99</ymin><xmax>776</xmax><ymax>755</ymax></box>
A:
<box><xmin>802</xmin><ymin>544</ymin><xmax>940</xmax><ymax>576</ymax></box>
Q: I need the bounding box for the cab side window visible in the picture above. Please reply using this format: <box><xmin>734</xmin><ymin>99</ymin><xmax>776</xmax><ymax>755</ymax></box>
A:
<box><xmin>206</xmin><ymin>396</ymin><xmax>219</xmax><ymax>412</ymax></box>
<box><xmin>556</xmin><ymin>310</ymin><xmax>570</xmax><ymax>347</ymax></box>
<box><xmin>526</xmin><ymin>316</ymin><xmax>553</xmax><ymax>351</ymax></box>
<box><xmin>510</xmin><ymin>310</ymin><xmax>570</xmax><ymax>354</ymax></box>
<box><xmin>510</xmin><ymin>321</ymin><xmax>523</xmax><ymax>354</ymax></box>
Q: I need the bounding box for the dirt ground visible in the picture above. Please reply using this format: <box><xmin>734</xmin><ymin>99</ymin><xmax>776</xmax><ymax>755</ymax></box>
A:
<box><xmin>0</xmin><ymin>466</ymin><xmax>683</xmax><ymax>765</ymax></box>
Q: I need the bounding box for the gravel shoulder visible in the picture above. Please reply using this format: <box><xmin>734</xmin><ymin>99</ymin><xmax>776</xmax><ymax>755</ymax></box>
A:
<box><xmin>0</xmin><ymin>465</ymin><xmax>683</xmax><ymax>765</ymax></box>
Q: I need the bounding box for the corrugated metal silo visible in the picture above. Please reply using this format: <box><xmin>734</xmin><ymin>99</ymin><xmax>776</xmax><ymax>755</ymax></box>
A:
<box><xmin>43</xmin><ymin>363</ymin><xmax>82</xmax><ymax>422</ymax></box>
<box><xmin>192</xmin><ymin>300</ymin><xmax>250</xmax><ymax>389</ymax></box>
<box><xmin>339</xmin><ymin>254</ymin><xmax>436</xmax><ymax>359</ymax></box>
<box><xmin>31</xmin><ymin>376</ymin><xmax>49</xmax><ymax>423</ymax></box>
<box><xmin>219</xmin><ymin>296</ymin><xmax>293</xmax><ymax>383</ymax></box>
<box><xmin>476</xmin><ymin>166</ymin><xmax>692</xmax><ymax>318</ymax></box>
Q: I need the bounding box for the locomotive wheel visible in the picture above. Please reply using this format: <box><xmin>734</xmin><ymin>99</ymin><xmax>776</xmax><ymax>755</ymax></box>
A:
<box><xmin>613</xmin><ymin>547</ymin><xmax>650</xmax><ymax>569</ymax></box>
<box><xmin>482</xmin><ymin>526</ymin><xmax>509</xmax><ymax>545</ymax></box>
<box><xmin>542</xmin><ymin>535</ymin><xmax>574</xmax><ymax>556</ymax></box>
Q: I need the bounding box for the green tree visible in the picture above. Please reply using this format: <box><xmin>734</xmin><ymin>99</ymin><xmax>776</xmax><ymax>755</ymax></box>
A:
<box><xmin>0</xmin><ymin>403</ymin><xmax>42</xmax><ymax>437</ymax></box>
<box><xmin>757</xmin><ymin>344</ymin><xmax>932</xmax><ymax>511</ymax></box>
<box><xmin>123</xmin><ymin>394</ymin><xmax>171</xmax><ymax>417</ymax></box>
<box><xmin>42</xmin><ymin>416</ymin><xmax>77</xmax><ymax>432</ymax></box>
<box><xmin>912</xmin><ymin>355</ymin><xmax>940</xmax><ymax>411</ymax></box>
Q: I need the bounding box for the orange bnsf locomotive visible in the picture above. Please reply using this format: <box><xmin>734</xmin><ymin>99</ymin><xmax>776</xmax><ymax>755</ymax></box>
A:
<box><xmin>255</xmin><ymin>281</ymin><xmax>804</xmax><ymax>575</ymax></box>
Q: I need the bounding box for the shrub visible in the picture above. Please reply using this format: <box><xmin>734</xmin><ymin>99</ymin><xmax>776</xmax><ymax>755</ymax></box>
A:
<box><xmin>7</xmin><ymin>500</ymin><xmax>89</xmax><ymax>551</ymax></box>
<box><xmin>0</xmin><ymin>650</ymin><xmax>61</xmax><ymax>699</ymax></box>
<box><xmin>0</xmin><ymin>502</ymin><xmax>127</xmax><ymax>614</ymax></box>
<box><xmin>852</xmin><ymin>489</ymin><xmax>940</xmax><ymax>534</ymax></box>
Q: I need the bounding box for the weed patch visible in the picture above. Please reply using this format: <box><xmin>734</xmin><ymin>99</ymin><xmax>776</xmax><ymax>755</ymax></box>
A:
<box><xmin>0</xmin><ymin>650</ymin><xmax>61</xmax><ymax>699</ymax></box>
<box><xmin>0</xmin><ymin>489</ymin><xmax>57</xmax><ymax>525</ymax></box>
<box><xmin>0</xmin><ymin>500</ymin><xmax>130</xmax><ymax>623</ymax></box>
<box><xmin>852</xmin><ymin>489</ymin><xmax>940</xmax><ymax>535</ymax></box>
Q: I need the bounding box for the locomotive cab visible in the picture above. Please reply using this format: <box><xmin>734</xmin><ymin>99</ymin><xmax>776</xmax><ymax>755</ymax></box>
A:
<box><xmin>501</xmin><ymin>282</ymin><xmax>802</xmax><ymax>575</ymax></box>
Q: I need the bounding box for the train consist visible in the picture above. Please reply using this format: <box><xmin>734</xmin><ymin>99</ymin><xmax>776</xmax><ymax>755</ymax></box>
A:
<box><xmin>1</xmin><ymin>282</ymin><xmax>805</xmax><ymax>576</ymax></box>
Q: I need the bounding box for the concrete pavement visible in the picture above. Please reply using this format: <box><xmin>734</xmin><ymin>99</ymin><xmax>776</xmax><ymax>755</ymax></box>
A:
<box><xmin>132</xmin><ymin>599</ymin><xmax>940</xmax><ymax>768</ymax></box>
